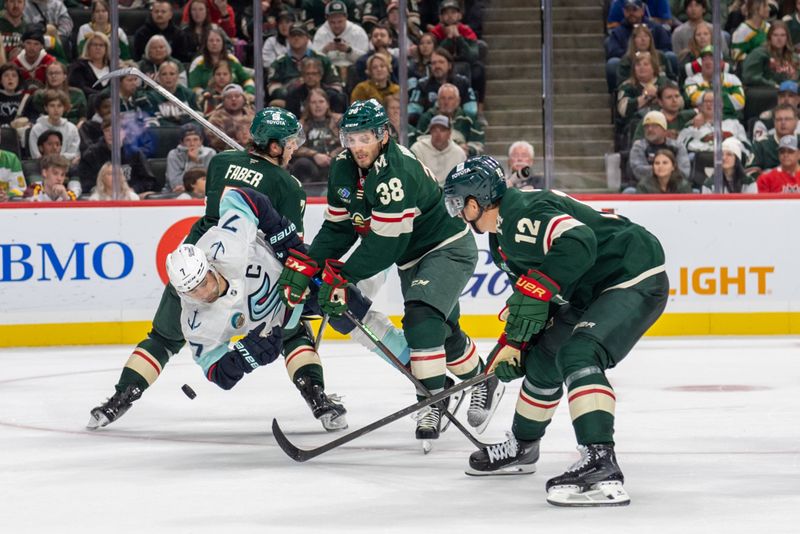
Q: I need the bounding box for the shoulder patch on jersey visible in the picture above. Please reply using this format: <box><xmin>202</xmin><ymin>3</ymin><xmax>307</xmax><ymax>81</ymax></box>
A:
<box><xmin>231</xmin><ymin>312</ymin><xmax>245</xmax><ymax>329</ymax></box>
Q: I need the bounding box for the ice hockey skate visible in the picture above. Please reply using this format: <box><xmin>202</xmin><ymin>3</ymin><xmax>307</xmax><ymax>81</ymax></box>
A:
<box><xmin>295</xmin><ymin>376</ymin><xmax>348</xmax><ymax>432</ymax></box>
<box><xmin>466</xmin><ymin>373</ymin><xmax>505</xmax><ymax>434</ymax></box>
<box><xmin>545</xmin><ymin>444</ymin><xmax>630</xmax><ymax>507</ymax></box>
<box><xmin>86</xmin><ymin>385</ymin><xmax>143</xmax><ymax>429</ymax></box>
<box><xmin>465</xmin><ymin>432</ymin><xmax>539</xmax><ymax>476</ymax></box>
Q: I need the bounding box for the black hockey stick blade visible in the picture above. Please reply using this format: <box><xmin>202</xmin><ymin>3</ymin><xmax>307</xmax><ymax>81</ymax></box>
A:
<box><xmin>271</xmin><ymin>372</ymin><xmax>491</xmax><ymax>462</ymax></box>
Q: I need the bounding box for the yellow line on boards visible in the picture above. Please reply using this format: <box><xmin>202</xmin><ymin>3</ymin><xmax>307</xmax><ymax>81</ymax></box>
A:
<box><xmin>2</xmin><ymin>313</ymin><xmax>799</xmax><ymax>348</ymax></box>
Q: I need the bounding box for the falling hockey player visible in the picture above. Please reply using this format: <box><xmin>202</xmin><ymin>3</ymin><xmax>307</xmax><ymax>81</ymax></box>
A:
<box><xmin>164</xmin><ymin>187</ymin><xmax>351</xmax><ymax>428</ymax></box>
<box><xmin>443</xmin><ymin>156</ymin><xmax>669</xmax><ymax>506</ymax></box>
<box><xmin>279</xmin><ymin>99</ymin><xmax>505</xmax><ymax>451</ymax></box>
<box><xmin>87</xmin><ymin>106</ymin><xmax>407</xmax><ymax>431</ymax></box>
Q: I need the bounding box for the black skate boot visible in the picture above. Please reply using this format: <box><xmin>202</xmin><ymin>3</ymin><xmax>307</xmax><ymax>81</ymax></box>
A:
<box><xmin>413</xmin><ymin>398</ymin><xmax>448</xmax><ymax>454</ymax></box>
<box><xmin>86</xmin><ymin>385</ymin><xmax>143</xmax><ymax>429</ymax></box>
<box><xmin>465</xmin><ymin>432</ymin><xmax>539</xmax><ymax>476</ymax></box>
<box><xmin>466</xmin><ymin>374</ymin><xmax>505</xmax><ymax>434</ymax></box>
<box><xmin>295</xmin><ymin>376</ymin><xmax>348</xmax><ymax>432</ymax></box>
<box><xmin>545</xmin><ymin>444</ymin><xmax>630</xmax><ymax>507</ymax></box>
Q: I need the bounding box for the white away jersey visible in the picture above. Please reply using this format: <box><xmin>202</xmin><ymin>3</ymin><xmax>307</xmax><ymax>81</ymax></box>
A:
<box><xmin>179</xmin><ymin>191</ymin><xmax>287</xmax><ymax>375</ymax></box>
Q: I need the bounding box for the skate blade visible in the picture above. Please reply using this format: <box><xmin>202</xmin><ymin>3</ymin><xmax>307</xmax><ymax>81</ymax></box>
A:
<box><xmin>546</xmin><ymin>481</ymin><xmax>631</xmax><ymax>507</ymax></box>
<box><xmin>421</xmin><ymin>440</ymin><xmax>433</xmax><ymax>454</ymax></box>
<box><xmin>467</xmin><ymin>381</ymin><xmax>506</xmax><ymax>434</ymax></box>
<box><xmin>86</xmin><ymin>412</ymin><xmax>108</xmax><ymax>430</ymax></box>
<box><xmin>465</xmin><ymin>462</ymin><xmax>536</xmax><ymax>477</ymax></box>
<box><xmin>319</xmin><ymin>413</ymin><xmax>348</xmax><ymax>432</ymax></box>
<box><xmin>439</xmin><ymin>389</ymin><xmax>465</xmax><ymax>433</ymax></box>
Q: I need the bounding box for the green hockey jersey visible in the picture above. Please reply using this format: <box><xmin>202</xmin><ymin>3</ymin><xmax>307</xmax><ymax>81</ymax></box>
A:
<box><xmin>201</xmin><ymin>150</ymin><xmax>307</xmax><ymax>237</ymax></box>
<box><xmin>308</xmin><ymin>139</ymin><xmax>469</xmax><ymax>283</ymax></box>
<box><xmin>491</xmin><ymin>188</ymin><xmax>665</xmax><ymax>310</ymax></box>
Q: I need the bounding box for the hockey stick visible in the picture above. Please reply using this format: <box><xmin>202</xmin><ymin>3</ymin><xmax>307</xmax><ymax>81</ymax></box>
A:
<box><xmin>308</xmin><ymin>278</ymin><xmax>491</xmax><ymax>449</ymax></box>
<box><xmin>271</xmin><ymin>371</ymin><xmax>490</xmax><ymax>462</ymax></box>
<box><xmin>96</xmin><ymin>67</ymin><xmax>245</xmax><ymax>151</ymax></box>
<box><xmin>337</xmin><ymin>308</ymin><xmax>491</xmax><ymax>449</ymax></box>
<box><xmin>314</xmin><ymin>314</ymin><xmax>329</xmax><ymax>351</ymax></box>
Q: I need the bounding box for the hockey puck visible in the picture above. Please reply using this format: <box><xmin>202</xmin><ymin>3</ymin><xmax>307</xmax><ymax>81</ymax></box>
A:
<box><xmin>181</xmin><ymin>384</ymin><xmax>197</xmax><ymax>399</ymax></box>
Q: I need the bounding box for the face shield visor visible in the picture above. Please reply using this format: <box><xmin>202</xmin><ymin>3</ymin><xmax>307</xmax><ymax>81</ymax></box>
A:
<box><xmin>280</xmin><ymin>124</ymin><xmax>306</xmax><ymax>149</ymax></box>
<box><xmin>339</xmin><ymin>126</ymin><xmax>385</xmax><ymax>148</ymax></box>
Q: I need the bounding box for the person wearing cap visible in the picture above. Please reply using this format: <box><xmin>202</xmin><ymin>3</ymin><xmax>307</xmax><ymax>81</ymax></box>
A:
<box><xmin>22</xmin><ymin>0</ymin><xmax>72</xmax><ymax>61</ymax></box>
<box><xmin>0</xmin><ymin>0</ymin><xmax>26</xmax><ymax>61</ymax></box>
<box><xmin>748</xmin><ymin>102</ymin><xmax>800</xmax><ymax>177</ymax></box>
<box><xmin>303</xmin><ymin>0</ymin><xmax>359</xmax><ymax>31</ymax></box>
<box><xmin>752</xmin><ymin>80</ymin><xmax>800</xmax><ymax>141</ymax></box>
<box><xmin>262</xmin><ymin>10</ymin><xmax>295</xmax><ymax>67</ymax></box>
<box><xmin>268</xmin><ymin>22</ymin><xmax>342</xmax><ymax>105</ymax></box>
<box><xmin>731</xmin><ymin>0</ymin><xmax>771</xmax><ymax>66</ymax></box>
<box><xmin>607</xmin><ymin>0</ymin><xmax>672</xmax><ymax>30</ymax></box>
<box><xmin>350</xmin><ymin>52</ymin><xmax>399</xmax><ymax>102</ymax></box>
<box><xmin>684</xmin><ymin>45</ymin><xmax>745</xmax><ymax>118</ymax></box>
<box><xmin>702</xmin><ymin>137</ymin><xmax>758</xmax><ymax>193</ymax></box>
<box><xmin>756</xmin><ymin>134</ymin><xmax>800</xmax><ymax>192</ymax></box>
<box><xmin>312</xmin><ymin>0</ymin><xmax>368</xmax><ymax>69</ymax></box>
<box><xmin>415</xmin><ymin>82</ymin><xmax>485</xmax><ymax>156</ymax></box>
<box><xmin>605</xmin><ymin>0</ymin><xmax>673</xmax><ymax>92</ymax></box>
<box><xmin>410</xmin><ymin>114</ymin><xmax>466</xmax><ymax>186</ymax></box>
<box><xmin>166</xmin><ymin>123</ymin><xmax>216</xmax><ymax>193</ymax></box>
<box><xmin>628</xmin><ymin>110</ymin><xmax>691</xmax><ymax>191</ymax></box>
<box><xmin>11</xmin><ymin>27</ymin><xmax>56</xmax><ymax>86</ymax></box>
<box><xmin>430</xmin><ymin>0</ymin><xmax>485</xmax><ymax>111</ymax></box>
<box><xmin>678</xmin><ymin>92</ymin><xmax>750</xmax><ymax>187</ymax></box>
<box><xmin>206</xmin><ymin>83</ymin><xmax>256</xmax><ymax>152</ymax></box>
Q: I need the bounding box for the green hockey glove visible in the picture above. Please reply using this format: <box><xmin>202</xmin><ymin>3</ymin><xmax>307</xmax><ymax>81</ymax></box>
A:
<box><xmin>278</xmin><ymin>249</ymin><xmax>318</xmax><ymax>307</ymax></box>
<box><xmin>485</xmin><ymin>333</ymin><xmax>525</xmax><ymax>382</ymax></box>
<box><xmin>319</xmin><ymin>259</ymin><xmax>349</xmax><ymax>317</ymax></box>
<box><xmin>505</xmin><ymin>270</ymin><xmax>559</xmax><ymax>344</ymax></box>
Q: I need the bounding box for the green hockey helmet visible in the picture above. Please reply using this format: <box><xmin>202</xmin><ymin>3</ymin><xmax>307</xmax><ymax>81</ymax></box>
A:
<box><xmin>339</xmin><ymin>99</ymin><xmax>389</xmax><ymax>147</ymax></box>
<box><xmin>443</xmin><ymin>156</ymin><xmax>507</xmax><ymax>217</ymax></box>
<box><xmin>250</xmin><ymin>107</ymin><xmax>305</xmax><ymax>148</ymax></box>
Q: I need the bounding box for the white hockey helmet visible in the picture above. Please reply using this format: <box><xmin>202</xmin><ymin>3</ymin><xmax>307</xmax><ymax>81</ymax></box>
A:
<box><xmin>166</xmin><ymin>244</ymin><xmax>210</xmax><ymax>293</ymax></box>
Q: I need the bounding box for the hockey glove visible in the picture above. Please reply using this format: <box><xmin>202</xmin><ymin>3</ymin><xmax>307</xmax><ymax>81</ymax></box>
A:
<box><xmin>485</xmin><ymin>333</ymin><xmax>525</xmax><ymax>382</ymax></box>
<box><xmin>278</xmin><ymin>249</ymin><xmax>319</xmax><ymax>307</ymax></box>
<box><xmin>504</xmin><ymin>270</ymin><xmax>559</xmax><ymax>344</ymax></box>
<box><xmin>208</xmin><ymin>324</ymin><xmax>283</xmax><ymax>390</ymax></box>
<box><xmin>318</xmin><ymin>259</ymin><xmax>349</xmax><ymax>317</ymax></box>
<box><xmin>233</xmin><ymin>323</ymin><xmax>283</xmax><ymax>369</ymax></box>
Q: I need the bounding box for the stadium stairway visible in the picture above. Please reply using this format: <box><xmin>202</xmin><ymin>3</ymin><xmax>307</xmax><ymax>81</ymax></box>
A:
<box><xmin>483</xmin><ymin>0</ymin><xmax>613</xmax><ymax>191</ymax></box>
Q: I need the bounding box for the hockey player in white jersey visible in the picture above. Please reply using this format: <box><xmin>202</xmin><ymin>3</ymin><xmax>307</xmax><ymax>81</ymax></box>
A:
<box><xmin>166</xmin><ymin>186</ymin><xmax>349</xmax><ymax>430</ymax></box>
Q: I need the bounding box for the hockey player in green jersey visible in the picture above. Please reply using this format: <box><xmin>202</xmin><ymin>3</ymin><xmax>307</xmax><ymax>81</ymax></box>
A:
<box><xmin>88</xmin><ymin>107</ymin><xmax>396</xmax><ymax>431</ymax></box>
<box><xmin>279</xmin><ymin>99</ymin><xmax>505</xmax><ymax>448</ymax></box>
<box><xmin>443</xmin><ymin>156</ymin><xmax>669</xmax><ymax>507</ymax></box>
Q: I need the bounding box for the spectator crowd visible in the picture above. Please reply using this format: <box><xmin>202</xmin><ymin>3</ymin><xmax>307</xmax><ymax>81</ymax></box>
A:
<box><xmin>2</xmin><ymin>0</ymin><xmax>799</xmax><ymax>202</ymax></box>
<box><xmin>0</xmin><ymin>0</ymin><xmax>491</xmax><ymax>202</ymax></box>
<box><xmin>607</xmin><ymin>0</ymin><xmax>800</xmax><ymax>194</ymax></box>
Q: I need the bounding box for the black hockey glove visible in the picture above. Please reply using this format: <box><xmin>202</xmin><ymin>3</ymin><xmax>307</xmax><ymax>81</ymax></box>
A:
<box><xmin>233</xmin><ymin>323</ymin><xmax>283</xmax><ymax>370</ymax></box>
<box><xmin>208</xmin><ymin>324</ymin><xmax>284</xmax><ymax>390</ymax></box>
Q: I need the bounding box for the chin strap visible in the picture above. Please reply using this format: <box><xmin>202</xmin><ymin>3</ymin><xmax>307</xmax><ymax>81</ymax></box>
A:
<box><xmin>467</xmin><ymin>203</ymin><xmax>485</xmax><ymax>235</ymax></box>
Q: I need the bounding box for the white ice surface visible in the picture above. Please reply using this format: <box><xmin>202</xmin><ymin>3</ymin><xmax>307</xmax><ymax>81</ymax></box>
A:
<box><xmin>1</xmin><ymin>338</ymin><xmax>799</xmax><ymax>533</ymax></box>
